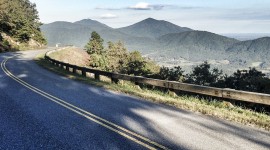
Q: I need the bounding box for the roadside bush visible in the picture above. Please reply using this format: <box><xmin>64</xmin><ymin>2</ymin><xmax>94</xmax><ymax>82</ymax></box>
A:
<box><xmin>2</xmin><ymin>39</ymin><xmax>10</xmax><ymax>47</ymax></box>
<box><xmin>185</xmin><ymin>61</ymin><xmax>223</xmax><ymax>86</ymax></box>
<box><xmin>155</xmin><ymin>66</ymin><xmax>185</xmax><ymax>82</ymax></box>
<box><xmin>223</xmin><ymin>68</ymin><xmax>270</xmax><ymax>94</ymax></box>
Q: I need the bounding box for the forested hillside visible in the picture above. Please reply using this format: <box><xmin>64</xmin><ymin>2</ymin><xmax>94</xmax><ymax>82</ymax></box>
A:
<box><xmin>0</xmin><ymin>0</ymin><xmax>46</xmax><ymax>52</ymax></box>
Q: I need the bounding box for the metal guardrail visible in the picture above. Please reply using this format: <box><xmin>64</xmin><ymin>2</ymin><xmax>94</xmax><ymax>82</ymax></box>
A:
<box><xmin>45</xmin><ymin>50</ymin><xmax>270</xmax><ymax>105</ymax></box>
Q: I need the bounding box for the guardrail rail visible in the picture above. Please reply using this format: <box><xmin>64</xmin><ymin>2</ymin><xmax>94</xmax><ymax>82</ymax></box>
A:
<box><xmin>45</xmin><ymin>49</ymin><xmax>270</xmax><ymax>106</ymax></box>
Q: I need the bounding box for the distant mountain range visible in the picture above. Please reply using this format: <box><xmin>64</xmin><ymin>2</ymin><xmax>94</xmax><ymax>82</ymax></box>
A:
<box><xmin>41</xmin><ymin>18</ymin><xmax>270</xmax><ymax>75</ymax></box>
<box><xmin>116</xmin><ymin>18</ymin><xmax>192</xmax><ymax>38</ymax></box>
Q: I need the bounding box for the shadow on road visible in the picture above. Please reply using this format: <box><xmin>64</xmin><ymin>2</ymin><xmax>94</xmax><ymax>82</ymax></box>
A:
<box><xmin>0</xmin><ymin>55</ymin><xmax>269</xmax><ymax>149</ymax></box>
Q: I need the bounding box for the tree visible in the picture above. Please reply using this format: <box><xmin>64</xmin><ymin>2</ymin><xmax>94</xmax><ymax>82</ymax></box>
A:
<box><xmin>85</xmin><ymin>31</ymin><xmax>107</xmax><ymax>69</ymax></box>
<box><xmin>88</xmin><ymin>53</ymin><xmax>107</xmax><ymax>69</ymax></box>
<box><xmin>84</xmin><ymin>32</ymin><xmax>159</xmax><ymax>76</ymax></box>
<box><xmin>125</xmin><ymin>51</ymin><xmax>149</xmax><ymax>76</ymax></box>
<box><xmin>106</xmin><ymin>41</ymin><xmax>129</xmax><ymax>72</ymax></box>
<box><xmin>85</xmin><ymin>31</ymin><xmax>104</xmax><ymax>55</ymax></box>
<box><xmin>186</xmin><ymin>61</ymin><xmax>223</xmax><ymax>86</ymax></box>
<box><xmin>223</xmin><ymin>68</ymin><xmax>270</xmax><ymax>93</ymax></box>
<box><xmin>156</xmin><ymin>66</ymin><xmax>184</xmax><ymax>82</ymax></box>
<box><xmin>0</xmin><ymin>0</ymin><xmax>46</xmax><ymax>44</ymax></box>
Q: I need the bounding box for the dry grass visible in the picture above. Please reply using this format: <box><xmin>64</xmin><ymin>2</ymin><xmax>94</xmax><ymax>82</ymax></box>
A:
<box><xmin>35</xmin><ymin>51</ymin><xmax>270</xmax><ymax>131</ymax></box>
<box><xmin>49</xmin><ymin>47</ymin><xmax>90</xmax><ymax>67</ymax></box>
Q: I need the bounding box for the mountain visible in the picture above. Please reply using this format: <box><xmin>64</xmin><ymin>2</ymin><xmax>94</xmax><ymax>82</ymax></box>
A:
<box><xmin>159</xmin><ymin>31</ymin><xmax>238</xmax><ymax>51</ymax></box>
<box><xmin>41</xmin><ymin>20</ymin><xmax>159</xmax><ymax>53</ymax></box>
<box><xmin>226</xmin><ymin>37</ymin><xmax>270</xmax><ymax>69</ymax></box>
<box><xmin>152</xmin><ymin>31</ymin><xmax>239</xmax><ymax>61</ymax></box>
<box><xmin>152</xmin><ymin>31</ymin><xmax>270</xmax><ymax>74</ymax></box>
<box><xmin>74</xmin><ymin>19</ymin><xmax>111</xmax><ymax>31</ymax></box>
<box><xmin>227</xmin><ymin>37</ymin><xmax>270</xmax><ymax>54</ymax></box>
<box><xmin>41</xmin><ymin>21</ymin><xmax>92</xmax><ymax>47</ymax></box>
<box><xmin>116</xmin><ymin>18</ymin><xmax>192</xmax><ymax>38</ymax></box>
<box><xmin>41</xmin><ymin>18</ymin><xmax>270</xmax><ymax>75</ymax></box>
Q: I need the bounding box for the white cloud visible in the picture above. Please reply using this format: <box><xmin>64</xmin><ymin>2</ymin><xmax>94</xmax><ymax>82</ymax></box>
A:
<box><xmin>128</xmin><ymin>2</ymin><xmax>167</xmax><ymax>10</ymax></box>
<box><xmin>129</xmin><ymin>2</ymin><xmax>151</xmax><ymax>10</ymax></box>
<box><xmin>100</xmin><ymin>13</ymin><xmax>118</xmax><ymax>19</ymax></box>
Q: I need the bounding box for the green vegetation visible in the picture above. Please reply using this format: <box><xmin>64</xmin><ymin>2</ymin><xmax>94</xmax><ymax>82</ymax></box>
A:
<box><xmin>222</xmin><ymin>68</ymin><xmax>270</xmax><ymax>93</ymax></box>
<box><xmin>106</xmin><ymin>41</ymin><xmax>129</xmax><ymax>72</ymax></box>
<box><xmin>85</xmin><ymin>31</ymin><xmax>104</xmax><ymax>55</ymax></box>
<box><xmin>84</xmin><ymin>32</ymin><xmax>270</xmax><ymax>95</ymax></box>
<box><xmin>184</xmin><ymin>63</ymin><xmax>270</xmax><ymax>94</ymax></box>
<box><xmin>84</xmin><ymin>31</ymin><xmax>159</xmax><ymax>75</ymax></box>
<box><xmin>0</xmin><ymin>0</ymin><xmax>46</xmax><ymax>52</ymax></box>
<box><xmin>36</xmin><ymin>51</ymin><xmax>270</xmax><ymax>131</ymax></box>
<box><xmin>150</xmin><ymin>61</ymin><xmax>270</xmax><ymax>94</ymax></box>
<box><xmin>185</xmin><ymin>61</ymin><xmax>223</xmax><ymax>86</ymax></box>
<box><xmin>153</xmin><ymin>66</ymin><xmax>185</xmax><ymax>82</ymax></box>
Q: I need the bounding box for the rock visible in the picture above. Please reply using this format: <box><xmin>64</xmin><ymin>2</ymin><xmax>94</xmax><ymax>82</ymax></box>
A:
<box><xmin>135</xmin><ymin>85</ymin><xmax>141</xmax><ymax>90</ymax></box>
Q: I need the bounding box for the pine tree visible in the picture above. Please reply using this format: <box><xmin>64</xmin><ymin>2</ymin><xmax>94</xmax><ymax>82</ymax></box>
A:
<box><xmin>85</xmin><ymin>31</ymin><xmax>104</xmax><ymax>55</ymax></box>
<box><xmin>85</xmin><ymin>31</ymin><xmax>107</xmax><ymax>69</ymax></box>
<box><xmin>106</xmin><ymin>41</ymin><xmax>129</xmax><ymax>72</ymax></box>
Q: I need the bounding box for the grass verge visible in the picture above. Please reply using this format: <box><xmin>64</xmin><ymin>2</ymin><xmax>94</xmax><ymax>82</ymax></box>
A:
<box><xmin>35</xmin><ymin>52</ymin><xmax>270</xmax><ymax>131</ymax></box>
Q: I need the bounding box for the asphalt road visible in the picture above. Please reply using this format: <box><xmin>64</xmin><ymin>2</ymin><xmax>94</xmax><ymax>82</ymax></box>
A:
<box><xmin>0</xmin><ymin>49</ymin><xmax>269</xmax><ymax>150</ymax></box>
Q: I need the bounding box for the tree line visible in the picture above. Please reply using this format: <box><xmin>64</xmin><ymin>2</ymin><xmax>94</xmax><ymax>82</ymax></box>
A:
<box><xmin>0</xmin><ymin>0</ymin><xmax>46</xmax><ymax>50</ymax></box>
<box><xmin>85</xmin><ymin>31</ymin><xmax>270</xmax><ymax>94</ymax></box>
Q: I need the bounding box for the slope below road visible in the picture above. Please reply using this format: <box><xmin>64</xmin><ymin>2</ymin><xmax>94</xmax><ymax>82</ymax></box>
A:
<box><xmin>0</xmin><ymin>50</ymin><xmax>269</xmax><ymax>149</ymax></box>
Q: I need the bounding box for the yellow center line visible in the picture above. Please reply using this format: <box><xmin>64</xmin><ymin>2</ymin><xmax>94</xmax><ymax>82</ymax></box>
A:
<box><xmin>1</xmin><ymin>57</ymin><xmax>169</xmax><ymax>150</ymax></box>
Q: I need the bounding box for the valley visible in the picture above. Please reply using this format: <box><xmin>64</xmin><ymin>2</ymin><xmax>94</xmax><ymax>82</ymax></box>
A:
<box><xmin>41</xmin><ymin>18</ymin><xmax>270</xmax><ymax>76</ymax></box>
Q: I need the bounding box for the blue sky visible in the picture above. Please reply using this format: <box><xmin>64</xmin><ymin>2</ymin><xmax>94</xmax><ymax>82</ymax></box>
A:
<box><xmin>30</xmin><ymin>0</ymin><xmax>270</xmax><ymax>33</ymax></box>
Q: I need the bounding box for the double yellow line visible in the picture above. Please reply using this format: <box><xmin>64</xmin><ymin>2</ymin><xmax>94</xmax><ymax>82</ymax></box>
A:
<box><xmin>1</xmin><ymin>57</ymin><xmax>169</xmax><ymax>150</ymax></box>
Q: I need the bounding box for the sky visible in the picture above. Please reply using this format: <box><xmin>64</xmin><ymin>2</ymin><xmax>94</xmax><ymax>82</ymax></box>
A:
<box><xmin>29</xmin><ymin>0</ymin><xmax>270</xmax><ymax>34</ymax></box>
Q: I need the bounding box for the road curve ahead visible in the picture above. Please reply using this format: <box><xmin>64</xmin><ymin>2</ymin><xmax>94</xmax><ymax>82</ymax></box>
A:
<box><xmin>0</xmin><ymin>50</ymin><xmax>269</xmax><ymax>150</ymax></box>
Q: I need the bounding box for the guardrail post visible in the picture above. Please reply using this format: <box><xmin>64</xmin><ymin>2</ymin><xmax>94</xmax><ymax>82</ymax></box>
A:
<box><xmin>82</xmin><ymin>69</ymin><xmax>86</xmax><ymax>77</ymax></box>
<box><xmin>111</xmin><ymin>73</ymin><xmax>119</xmax><ymax>83</ymax></box>
<box><xmin>111</xmin><ymin>77</ymin><xmax>119</xmax><ymax>84</ymax></box>
<box><xmin>95</xmin><ymin>73</ymin><xmax>100</xmax><ymax>80</ymax></box>
<box><xmin>66</xmin><ymin>65</ymin><xmax>69</xmax><ymax>71</ymax></box>
<box><xmin>73</xmin><ymin>68</ymin><xmax>77</xmax><ymax>74</ymax></box>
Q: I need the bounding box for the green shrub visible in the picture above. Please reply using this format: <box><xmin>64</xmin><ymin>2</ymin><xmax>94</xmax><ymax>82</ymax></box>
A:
<box><xmin>3</xmin><ymin>39</ymin><xmax>10</xmax><ymax>47</ymax></box>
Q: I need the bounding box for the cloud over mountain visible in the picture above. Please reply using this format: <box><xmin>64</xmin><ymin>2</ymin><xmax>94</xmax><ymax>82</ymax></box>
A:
<box><xmin>100</xmin><ymin>13</ymin><xmax>118</xmax><ymax>19</ymax></box>
<box><xmin>128</xmin><ymin>2</ymin><xmax>165</xmax><ymax>10</ymax></box>
<box><xmin>128</xmin><ymin>2</ymin><xmax>150</xmax><ymax>10</ymax></box>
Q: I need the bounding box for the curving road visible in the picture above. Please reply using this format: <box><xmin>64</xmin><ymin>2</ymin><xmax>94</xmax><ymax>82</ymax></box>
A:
<box><xmin>0</xmin><ymin>49</ymin><xmax>269</xmax><ymax>150</ymax></box>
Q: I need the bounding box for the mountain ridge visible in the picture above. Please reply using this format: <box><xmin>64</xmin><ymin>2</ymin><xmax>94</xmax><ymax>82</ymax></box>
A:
<box><xmin>40</xmin><ymin>18</ymin><xmax>270</xmax><ymax>75</ymax></box>
<box><xmin>74</xmin><ymin>19</ymin><xmax>112</xmax><ymax>31</ymax></box>
<box><xmin>116</xmin><ymin>18</ymin><xmax>192</xmax><ymax>38</ymax></box>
